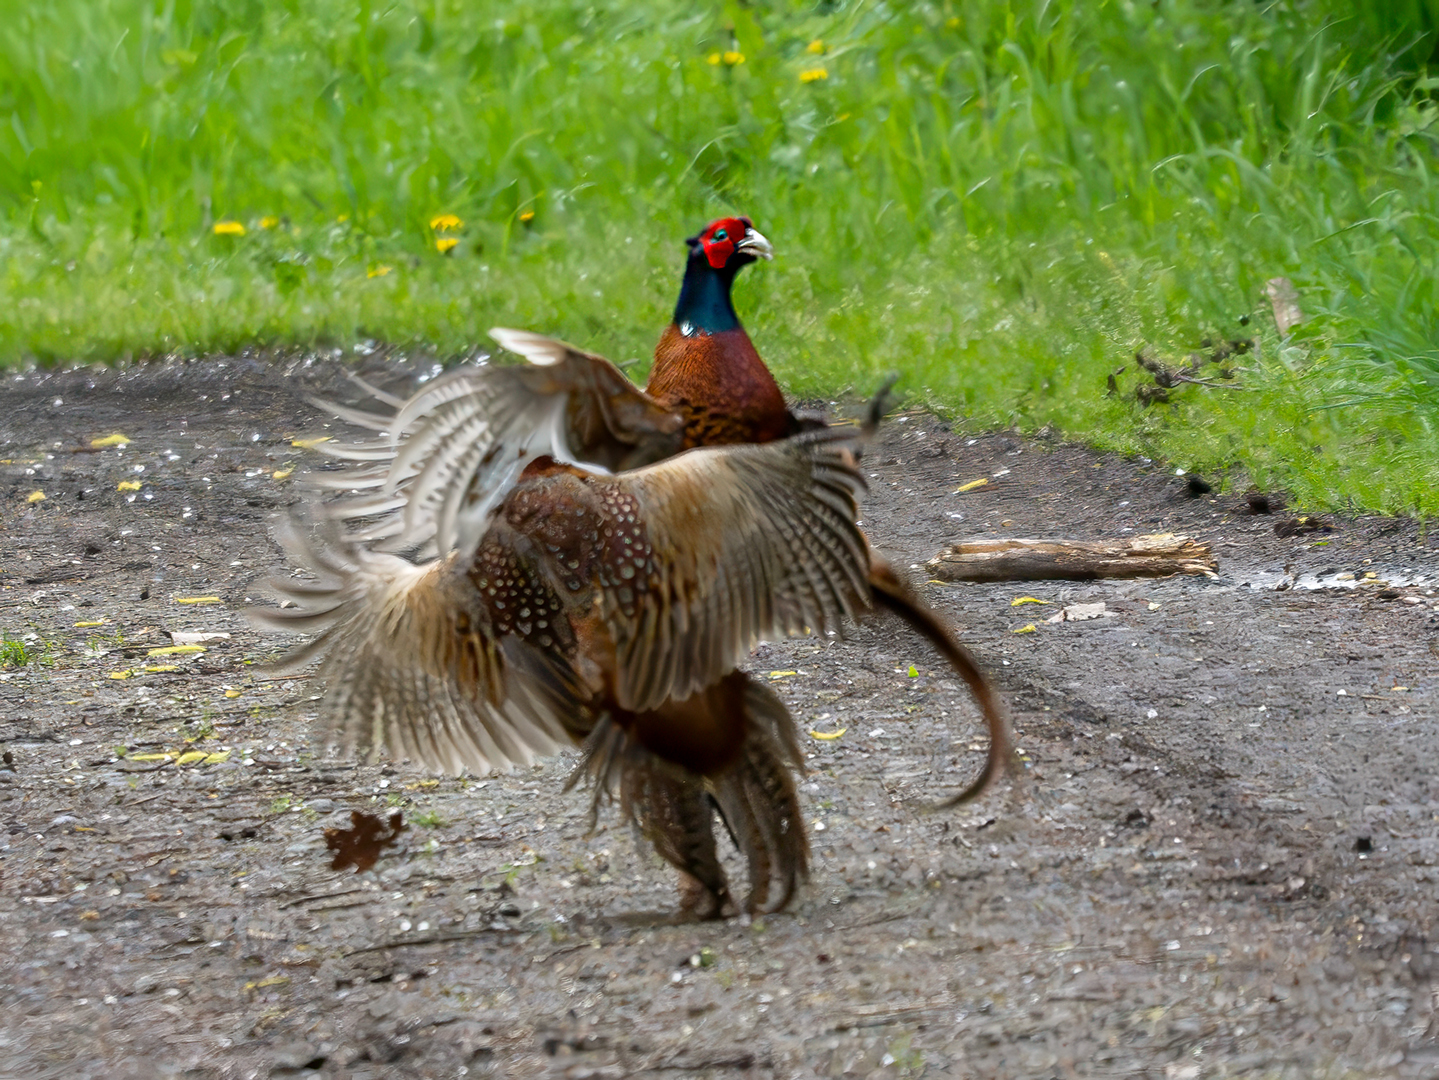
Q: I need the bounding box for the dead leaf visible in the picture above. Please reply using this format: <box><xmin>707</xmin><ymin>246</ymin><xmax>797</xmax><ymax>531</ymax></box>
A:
<box><xmin>243</xmin><ymin>975</ymin><xmax>290</xmax><ymax>992</ymax></box>
<box><xmin>954</xmin><ymin>478</ymin><xmax>989</xmax><ymax>493</ymax></box>
<box><xmin>1047</xmin><ymin>602</ymin><xmax>1108</xmax><ymax>623</ymax></box>
<box><xmin>325</xmin><ymin>811</ymin><xmax>406</xmax><ymax>873</ymax></box>
<box><xmin>1266</xmin><ymin>277</ymin><xmax>1302</xmax><ymax>336</ymax></box>
<box><xmin>168</xmin><ymin>632</ymin><xmax>230</xmax><ymax>645</ymax></box>
<box><xmin>90</xmin><ymin>433</ymin><xmax>132</xmax><ymax>448</ymax></box>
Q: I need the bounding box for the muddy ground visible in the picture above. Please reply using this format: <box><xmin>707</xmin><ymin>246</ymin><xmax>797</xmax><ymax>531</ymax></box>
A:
<box><xmin>0</xmin><ymin>354</ymin><xmax>1436</xmax><ymax>1080</ymax></box>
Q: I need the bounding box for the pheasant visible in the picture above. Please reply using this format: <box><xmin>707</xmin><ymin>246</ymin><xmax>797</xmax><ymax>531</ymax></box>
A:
<box><xmin>252</xmin><ymin>218</ymin><xmax>1007</xmax><ymax>918</ymax></box>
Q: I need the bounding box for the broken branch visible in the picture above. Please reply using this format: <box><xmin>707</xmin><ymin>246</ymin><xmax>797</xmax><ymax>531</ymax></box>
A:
<box><xmin>926</xmin><ymin>534</ymin><xmax>1218</xmax><ymax>583</ymax></box>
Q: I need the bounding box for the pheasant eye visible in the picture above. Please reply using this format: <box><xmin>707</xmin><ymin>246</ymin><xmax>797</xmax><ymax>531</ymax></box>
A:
<box><xmin>713</xmin><ymin>229</ymin><xmax>727</xmax><ymax>241</ymax></box>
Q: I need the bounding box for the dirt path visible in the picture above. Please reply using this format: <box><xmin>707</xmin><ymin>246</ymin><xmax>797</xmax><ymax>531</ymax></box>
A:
<box><xmin>1</xmin><ymin>356</ymin><xmax>1436</xmax><ymax>1080</ymax></box>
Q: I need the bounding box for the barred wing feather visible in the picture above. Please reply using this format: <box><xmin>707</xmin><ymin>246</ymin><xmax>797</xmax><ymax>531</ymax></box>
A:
<box><xmin>312</xmin><ymin>329</ymin><xmax>683</xmax><ymax>558</ymax></box>
<box><xmin>250</xmin><ymin>521</ymin><xmax>574</xmax><ymax>775</ymax></box>
<box><xmin>607</xmin><ymin>428</ymin><xmax>872</xmax><ymax>713</ymax></box>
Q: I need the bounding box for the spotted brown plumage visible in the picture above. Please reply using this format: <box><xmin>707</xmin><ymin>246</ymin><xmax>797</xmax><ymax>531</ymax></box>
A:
<box><xmin>254</xmin><ymin>424</ymin><xmax>870</xmax><ymax>914</ymax></box>
<box><xmin>252</xmin><ymin>218</ymin><xmax>1009</xmax><ymax>918</ymax></box>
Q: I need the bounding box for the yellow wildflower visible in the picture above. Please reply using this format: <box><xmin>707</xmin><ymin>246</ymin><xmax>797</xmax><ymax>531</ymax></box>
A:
<box><xmin>367</xmin><ymin>264</ymin><xmax>393</xmax><ymax>278</ymax></box>
<box><xmin>707</xmin><ymin>52</ymin><xmax>721</xmax><ymax>65</ymax></box>
<box><xmin>25</xmin><ymin>490</ymin><xmax>45</xmax><ymax>503</ymax></box>
<box><xmin>430</xmin><ymin>213</ymin><xmax>463</xmax><ymax>231</ymax></box>
<box><xmin>259</xmin><ymin>215</ymin><xmax>280</xmax><ymax>229</ymax></box>
<box><xmin>806</xmin><ymin>39</ymin><xmax>825</xmax><ymax>54</ymax></box>
<box><xmin>436</xmin><ymin>237</ymin><xmax>459</xmax><ymax>254</ymax></box>
<box><xmin>723</xmin><ymin>50</ymin><xmax>744</xmax><ymax>65</ymax></box>
<box><xmin>800</xmin><ymin>67</ymin><xmax>828</xmax><ymax>83</ymax></box>
<box><xmin>519</xmin><ymin>209</ymin><xmax>535</xmax><ymax>224</ymax></box>
<box><xmin>117</xmin><ymin>480</ymin><xmax>142</xmax><ymax>492</ymax></box>
<box><xmin>947</xmin><ymin>16</ymin><xmax>962</xmax><ymax>29</ymax></box>
<box><xmin>336</xmin><ymin>213</ymin><xmax>349</xmax><ymax>223</ymax></box>
<box><xmin>212</xmin><ymin>220</ymin><xmax>245</xmax><ymax>237</ymax></box>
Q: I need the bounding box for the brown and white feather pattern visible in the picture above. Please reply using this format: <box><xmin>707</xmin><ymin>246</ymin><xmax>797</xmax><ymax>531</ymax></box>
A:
<box><xmin>309</xmin><ymin>329</ymin><xmax>684</xmax><ymax>558</ymax></box>
<box><xmin>252</xmin><ymin>428</ymin><xmax>870</xmax><ymax>777</ymax></box>
<box><xmin>599</xmin><ymin>433</ymin><xmax>871</xmax><ymax>711</ymax></box>
<box><xmin>252</xmin><ymin>521</ymin><xmax>573</xmax><ymax>775</ymax></box>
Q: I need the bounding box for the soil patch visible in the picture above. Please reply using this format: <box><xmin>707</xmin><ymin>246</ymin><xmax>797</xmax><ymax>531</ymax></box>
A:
<box><xmin>2</xmin><ymin>356</ymin><xmax>1437</xmax><ymax>1078</ymax></box>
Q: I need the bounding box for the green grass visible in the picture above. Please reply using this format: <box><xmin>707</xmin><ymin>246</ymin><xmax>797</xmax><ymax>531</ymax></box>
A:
<box><xmin>0</xmin><ymin>634</ymin><xmax>31</xmax><ymax>668</ymax></box>
<box><xmin>4</xmin><ymin>0</ymin><xmax>1439</xmax><ymax>512</ymax></box>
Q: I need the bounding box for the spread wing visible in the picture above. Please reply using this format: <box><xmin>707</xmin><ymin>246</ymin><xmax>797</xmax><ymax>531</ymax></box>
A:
<box><xmin>249</xmin><ymin>518</ymin><xmax>582</xmax><ymax>776</ymax></box>
<box><xmin>309</xmin><ymin>329</ymin><xmax>684</xmax><ymax>558</ymax></box>
<box><xmin>249</xmin><ymin>427</ymin><xmax>872</xmax><ymax>777</ymax></box>
<box><xmin>601</xmin><ymin>426</ymin><xmax>873</xmax><ymax>712</ymax></box>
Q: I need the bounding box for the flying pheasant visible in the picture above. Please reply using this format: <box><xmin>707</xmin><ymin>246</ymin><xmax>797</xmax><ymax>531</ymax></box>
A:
<box><xmin>253</xmin><ymin>218</ymin><xmax>1007</xmax><ymax>917</ymax></box>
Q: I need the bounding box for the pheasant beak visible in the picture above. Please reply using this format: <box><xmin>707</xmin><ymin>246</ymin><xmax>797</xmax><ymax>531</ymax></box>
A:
<box><xmin>736</xmin><ymin>226</ymin><xmax>774</xmax><ymax>261</ymax></box>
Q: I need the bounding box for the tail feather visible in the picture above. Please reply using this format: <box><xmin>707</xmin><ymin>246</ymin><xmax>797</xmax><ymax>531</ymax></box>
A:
<box><xmin>868</xmin><ymin>557</ymin><xmax>1012</xmax><ymax>808</ymax></box>
<box><xmin>571</xmin><ymin>672</ymin><xmax>808</xmax><ymax>915</ymax></box>
<box><xmin>570</xmin><ymin>719</ymin><xmax>732</xmax><ymax>919</ymax></box>
<box><xmin>708</xmin><ymin>676</ymin><xmax>809</xmax><ymax>913</ymax></box>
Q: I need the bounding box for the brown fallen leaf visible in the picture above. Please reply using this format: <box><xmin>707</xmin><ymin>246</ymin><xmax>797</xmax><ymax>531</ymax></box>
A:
<box><xmin>325</xmin><ymin>810</ymin><xmax>406</xmax><ymax>872</ymax></box>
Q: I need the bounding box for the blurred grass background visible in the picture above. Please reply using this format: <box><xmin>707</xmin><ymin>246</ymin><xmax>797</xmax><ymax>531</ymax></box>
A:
<box><xmin>3</xmin><ymin>0</ymin><xmax>1439</xmax><ymax>512</ymax></box>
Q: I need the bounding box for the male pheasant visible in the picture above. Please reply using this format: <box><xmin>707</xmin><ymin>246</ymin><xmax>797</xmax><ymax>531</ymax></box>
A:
<box><xmin>252</xmin><ymin>217</ymin><xmax>1007</xmax><ymax>918</ymax></box>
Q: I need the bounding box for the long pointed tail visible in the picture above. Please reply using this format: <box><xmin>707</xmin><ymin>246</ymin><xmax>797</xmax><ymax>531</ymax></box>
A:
<box><xmin>868</xmin><ymin>557</ymin><xmax>1012</xmax><ymax>808</ymax></box>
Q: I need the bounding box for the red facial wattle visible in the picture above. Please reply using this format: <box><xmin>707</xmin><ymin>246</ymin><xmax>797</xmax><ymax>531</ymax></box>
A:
<box><xmin>701</xmin><ymin>216</ymin><xmax>752</xmax><ymax>269</ymax></box>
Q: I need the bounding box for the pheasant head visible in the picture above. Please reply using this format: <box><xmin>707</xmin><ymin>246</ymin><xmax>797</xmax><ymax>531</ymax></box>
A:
<box><xmin>671</xmin><ymin>216</ymin><xmax>773</xmax><ymax>336</ymax></box>
<box><xmin>648</xmin><ymin>216</ymin><xmax>787</xmax><ymax>445</ymax></box>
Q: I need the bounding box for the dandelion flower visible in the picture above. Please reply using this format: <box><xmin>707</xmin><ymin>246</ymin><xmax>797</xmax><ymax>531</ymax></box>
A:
<box><xmin>800</xmin><ymin>67</ymin><xmax>828</xmax><ymax>83</ymax></box>
<box><xmin>723</xmin><ymin>50</ymin><xmax>744</xmax><ymax>65</ymax></box>
<box><xmin>259</xmin><ymin>216</ymin><xmax>280</xmax><ymax>230</ymax></box>
<box><xmin>707</xmin><ymin>52</ymin><xmax>721</xmax><ymax>65</ymax></box>
<box><xmin>212</xmin><ymin>220</ymin><xmax>245</xmax><ymax>237</ymax></box>
<box><xmin>367</xmin><ymin>264</ymin><xmax>393</xmax><ymax>278</ymax></box>
<box><xmin>519</xmin><ymin>209</ymin><xmax>535</xmax><ymax>224</ymax></box>
<box><xmin>436</xmin><ymin>237</ymin><xmax>459</xmax><ymax>254</ymax></box>
<box><xmin>806</xmin><ymin>39</ymin><xmax>825</xmax><ymax>54</ymax></box>
<box><xmin>430</xmin><ymin>213</ymin><xmax>463</xmax><ymax>231</ymax></box>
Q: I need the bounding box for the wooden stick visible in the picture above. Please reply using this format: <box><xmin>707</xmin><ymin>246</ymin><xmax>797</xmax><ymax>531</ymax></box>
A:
<box><xmin>925</xmin><ymin>533</ymin><xmax>1217</xmax><ymax>583</ymax></box>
